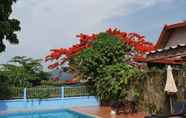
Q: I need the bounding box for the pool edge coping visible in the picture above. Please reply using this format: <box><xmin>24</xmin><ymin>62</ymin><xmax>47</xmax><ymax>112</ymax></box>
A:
<box><xmin>67</xmin><ymin>109</ymin><xmax>102</xmax><ymax>118</ymax></box>
<box><xmin>0</xmin><ymin>107</ymin><xmax>102</xmax><ymax>118</ymax></box>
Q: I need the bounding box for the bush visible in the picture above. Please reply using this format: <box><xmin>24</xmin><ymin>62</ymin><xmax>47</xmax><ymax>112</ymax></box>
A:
<box><xmin>40</xmin><ymin>80</ymin><xmax>66</xmax><ymax>86</ymax></box>
<box><xmin>0</xmin><ymin>74</ymin><xmax>13</xmax><ymax>99</ymax></box>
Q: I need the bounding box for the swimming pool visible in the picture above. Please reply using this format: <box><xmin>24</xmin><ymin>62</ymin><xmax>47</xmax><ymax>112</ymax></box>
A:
<box><xmin>0</xmin><ymin>109</ymin><xmax>95</xmax><ymax>118</ymax></box>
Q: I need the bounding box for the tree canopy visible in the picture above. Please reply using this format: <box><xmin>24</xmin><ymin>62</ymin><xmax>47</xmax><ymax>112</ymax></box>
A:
<box><xmin>46</xmin><ymin>30</ymin><xmax>149</xmax><ymax>102</ymax></box>
<box><xmin>0</xmin><ymin>0</ymin><xmax>21</xmax><ymax>52</ymax></box>
<box><xmin>0</xmin><ymin>56</ymin><xmax>49</xmax><ymax>87</ymax></box>
<box><xmin>70</xmin><ymin>33</ymin><xmax>131</xmax><ymax>80</ymax></box>
<box><xmin>69</xmin><ymin>33</ymin><xmax>145</xmax><ymax>101</ymax></box>
<box><xmin>46</xmin><ymin>28</ymin><xmax>154</xmax><ymax>68</ymax></box>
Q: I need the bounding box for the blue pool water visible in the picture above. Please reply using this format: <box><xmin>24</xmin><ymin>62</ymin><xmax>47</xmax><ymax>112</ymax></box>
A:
<box><xmin>0</xmin><ymin>109</ymin><xmax>94</xmax><ymax>118</ymax></box>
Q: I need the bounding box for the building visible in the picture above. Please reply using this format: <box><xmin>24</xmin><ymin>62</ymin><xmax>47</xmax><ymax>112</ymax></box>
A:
<box><xmin>136</xmin><ymin>21</ymin><xmax>186</xmax><ymax>65</ymax></box>
<box><xmin>135</xmin><ymin>21</ymin><xmax>186</xmax><ymax>113</ymax></box>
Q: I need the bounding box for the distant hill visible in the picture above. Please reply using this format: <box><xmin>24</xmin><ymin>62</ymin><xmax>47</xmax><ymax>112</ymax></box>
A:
<box><xmin>49</xmin><ymin>68</ymin><xmax>73</xmax><ymax>80</ymax></box>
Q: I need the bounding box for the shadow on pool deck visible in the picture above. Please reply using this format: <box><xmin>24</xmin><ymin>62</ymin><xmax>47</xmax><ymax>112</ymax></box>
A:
<box><xmin>72</xmin><ymin>106</ymin><xmax>148</xmax><ymax>118</ymax></box>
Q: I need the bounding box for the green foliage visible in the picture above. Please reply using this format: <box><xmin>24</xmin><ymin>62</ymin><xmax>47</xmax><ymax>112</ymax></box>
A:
<box><xmin>40</xmin><ymin>80</ymin><xmax>66</xmax><ymax>86</ymax></box>
<box><xmin>0</xmin><ymin>74</ymin><xmax>13</xmax><ymax>99</ymax></box>
<box><xmin>0</xmin><ymin>0</ymin><xmax>21</xmax><ymax>52</ymax></box>
<box><xmin>96</xmin><ymin>63</ymin><xmax>143</xmax><ymax>101</ymax></box>
<box><xmin>69</xmin><ymin>33</ymin><xmax>144</xmax><ymax>102</ymax></box>
<box><xmin>71</xmin><ymin>33</ymin><xmax>131</xmax><ymax>80</ymax></box>
<box><xmin>0</xmin><ymin>56</ymin><xmax>49</xmax><ymax>87</ymax></box>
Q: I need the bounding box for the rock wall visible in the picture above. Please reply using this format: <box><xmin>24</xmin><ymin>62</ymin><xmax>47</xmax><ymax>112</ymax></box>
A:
<box><xmin>140</xmin><ymin>69</ymin><xmax>186</xmax><ymax>113</ymax></box>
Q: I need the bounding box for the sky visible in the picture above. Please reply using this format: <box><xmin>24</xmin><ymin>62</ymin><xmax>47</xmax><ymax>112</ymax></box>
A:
<box><xmin>0</xmin><ymin>0</ymin><xmax>186</xmax><ymax>66</ymax></box>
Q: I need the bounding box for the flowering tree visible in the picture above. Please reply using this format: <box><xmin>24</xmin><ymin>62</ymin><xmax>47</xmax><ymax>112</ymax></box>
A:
<box><xmin>46</xmin><ymin>28</ymin><xmax>154</xmax><ymax>69</ymax></box>
<box><xmin>45</xmin><ymin>29</ymin><xmax>154</xmax><ymax>104</ymax></box>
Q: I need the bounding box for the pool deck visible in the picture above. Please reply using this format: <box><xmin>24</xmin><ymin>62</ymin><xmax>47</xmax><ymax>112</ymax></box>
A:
<box><xmin>72</xmin><ymin>106</ymin><xmax>147</xmax><ymax>118</ymax></box>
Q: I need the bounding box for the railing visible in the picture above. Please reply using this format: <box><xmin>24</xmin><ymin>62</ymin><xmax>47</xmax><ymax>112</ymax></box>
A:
<box><xmin>7</xmin><ymin>86</ymin><xmax>90</xmax><ymax>100</ymax></box>
<box><xmin>64</xmin><ymin>86</ymin><xmax>90</xmax><ymax>97</ymax></box>
<box><xmin>27</xmin><ymin>87</ymin><xmax>61</xmax><ymax>99</ymax></box>
<box><xmin>11</xmin><ymin>87</ymin><xmax>24</xmax><ymax>99</ymax></box>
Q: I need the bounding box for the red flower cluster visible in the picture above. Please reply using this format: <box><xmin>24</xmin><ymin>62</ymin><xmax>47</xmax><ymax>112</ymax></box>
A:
<box><xmin>46</xmin><ymin>28</ymin><xmax>154</xmax><ymax>69</ymax></box>
<box><xmin>106</xmin><ymin>28</ymin><xmax>154</xmax><ymax>52</ymax></box>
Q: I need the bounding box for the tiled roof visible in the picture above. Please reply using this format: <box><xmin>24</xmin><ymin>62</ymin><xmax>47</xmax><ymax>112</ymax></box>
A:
<box><xmin>134</xmin><ymin>44</ymin><xmax>186</xmax><ymax>64</ymax></box>
<box><xmin>155</xmin><ymin>21</ymin><xmax>186</xmax><ymax>49</ymax></box>
<box><xmin>148</xmin><ymin>43</ymin><xmax>186</xmax><ymax>54</ymax></box>
<box><xmin>135</xmin><ymin>21</ymin><xmax>186</xmax><ymax>64</ymax></box>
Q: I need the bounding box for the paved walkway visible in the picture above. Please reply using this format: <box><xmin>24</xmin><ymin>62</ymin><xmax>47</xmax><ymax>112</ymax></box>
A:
<box><xmin>72</xmin><ymin>106</ymin><xmax>147</xmax><ymax>118</ymax></box>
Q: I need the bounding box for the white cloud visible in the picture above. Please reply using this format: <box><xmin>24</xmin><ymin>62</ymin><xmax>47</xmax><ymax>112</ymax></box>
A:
<box><xmin>0</xmin><ymin>0</ymin><xmax>174</xmax><ymax>65</ymax></box>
